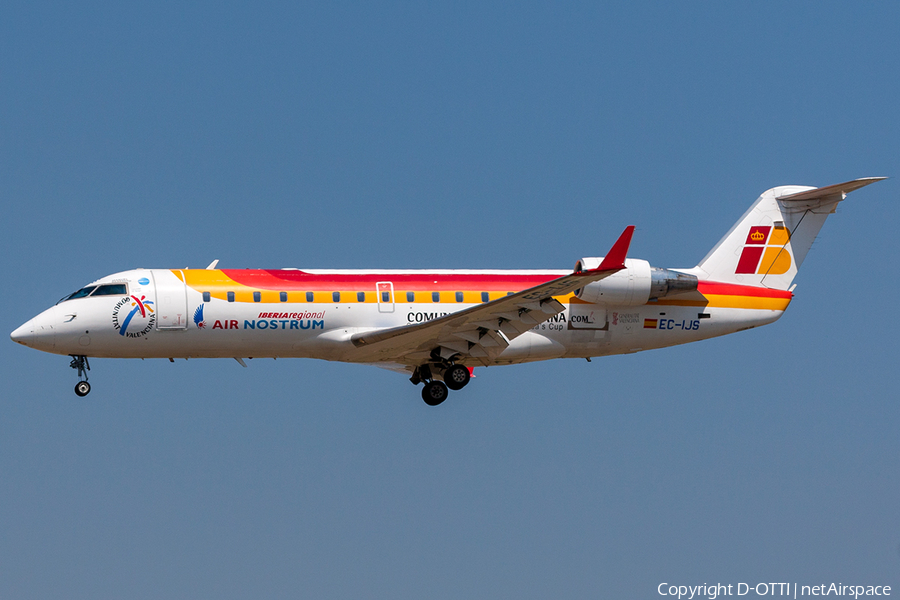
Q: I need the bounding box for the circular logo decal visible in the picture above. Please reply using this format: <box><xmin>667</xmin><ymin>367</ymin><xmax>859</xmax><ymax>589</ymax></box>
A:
<box><xmin>112</xmin><ymin>295</ymin><xmax>156</xmax><ymax>338</ymax></box>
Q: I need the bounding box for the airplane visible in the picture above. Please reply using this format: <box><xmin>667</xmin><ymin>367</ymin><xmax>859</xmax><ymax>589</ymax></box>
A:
<box><xmin>10</xmin><ymin>177</ymin><xmax>884</xmax><ymax>405</ymax></box>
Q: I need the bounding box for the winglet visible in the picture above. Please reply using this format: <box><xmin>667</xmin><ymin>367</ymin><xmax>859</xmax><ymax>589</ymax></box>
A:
<box><xmin>594</xmin><ymin>226</ymin><xmax>635</xmax><ymax>272</ymax></box>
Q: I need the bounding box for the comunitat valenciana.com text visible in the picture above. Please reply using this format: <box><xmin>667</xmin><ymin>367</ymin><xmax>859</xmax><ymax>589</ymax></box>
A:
<box><xmin>658</xmin><ymin>583</ymin><xmax>891</xmax><ymax>599</ymax></box>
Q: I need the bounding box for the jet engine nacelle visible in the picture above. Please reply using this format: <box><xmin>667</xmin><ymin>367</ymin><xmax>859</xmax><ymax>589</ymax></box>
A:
<box><xmin>573</xmin><ymin>258</ymin><xmax>698</xmax><ymax>306</ymax></box>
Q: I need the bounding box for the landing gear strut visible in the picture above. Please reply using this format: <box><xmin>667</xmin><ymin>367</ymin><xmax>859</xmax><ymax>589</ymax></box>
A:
<box><xmin>69</xmin><ymin>355</ymin><xmax>91</xmax><ymax>397</ymax></box>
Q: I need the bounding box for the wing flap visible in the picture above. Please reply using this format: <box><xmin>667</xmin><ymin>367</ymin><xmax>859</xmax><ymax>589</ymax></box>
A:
<box><xmin>452</xmin><ymin>330</ymin><xmax>482</xmax><ymax>344</ymax></box>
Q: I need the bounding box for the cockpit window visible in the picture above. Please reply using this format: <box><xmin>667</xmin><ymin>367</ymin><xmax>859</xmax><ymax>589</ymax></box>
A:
<box><xmin>58</xmin><ymin>283</ymin><xmax>128</xmax><ymax>303</ymax></box>
<box><xmin>60</xmin><ymin>286</ymin><xmax>97</xmax><ymax>302</ymax></box>
<box><xmin>92</xmin><ymin>284</ymin><xmax>128</xmax><ymax>296</ymax></box>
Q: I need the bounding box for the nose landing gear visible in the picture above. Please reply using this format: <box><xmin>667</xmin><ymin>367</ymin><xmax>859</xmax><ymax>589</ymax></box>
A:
<box><xmin>69</xmin><ymin>355</ymin><xmax>91</xmax><ymax>397</ymax></box>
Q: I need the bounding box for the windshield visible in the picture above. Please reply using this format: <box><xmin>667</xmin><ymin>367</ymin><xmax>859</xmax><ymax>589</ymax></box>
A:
<box><xmin>57</xmin><ymin>283</ymin><xmax>129</xmax><ymax>304</ymax></box>
<box><xmin>59</xmin><ymin>286</ymin><xmax>97</xmax><ymax>303</ymax></box>
<box><xmin>92</xmin><ymin>284</ymin><xmax>127</xmax><ymax>296</ymax></box>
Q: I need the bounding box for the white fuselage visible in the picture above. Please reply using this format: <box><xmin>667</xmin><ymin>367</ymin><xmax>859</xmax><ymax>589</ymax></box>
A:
<box><xmin>12</xmin><ymin>268</ymin><xmax>787</xmax><ymax>367</ymax></box>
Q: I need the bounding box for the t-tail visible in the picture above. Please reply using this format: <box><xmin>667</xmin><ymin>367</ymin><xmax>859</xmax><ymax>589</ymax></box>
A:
<box><xmin>694</xmin><ymin>177</ymin><xmax>885</xmax><ymax>290</ymax></box>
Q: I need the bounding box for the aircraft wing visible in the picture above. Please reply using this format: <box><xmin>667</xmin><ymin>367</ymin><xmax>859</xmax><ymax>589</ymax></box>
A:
<box><xmin>351</xmin><ymin>226</ymin><xmax>635</xmax><ymax>367</ymax></box>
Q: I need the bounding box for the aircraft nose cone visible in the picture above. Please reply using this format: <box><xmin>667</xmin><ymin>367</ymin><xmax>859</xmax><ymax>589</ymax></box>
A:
<box><xmin>11</xmin><ymin>319</ymin><xmax>35</xmax><ymax>347</ymax></box>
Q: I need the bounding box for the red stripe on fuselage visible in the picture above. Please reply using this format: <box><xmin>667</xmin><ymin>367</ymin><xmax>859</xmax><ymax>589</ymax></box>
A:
<box><xmin>219</xmin><ymin>270</ymin><xmax>794</xmax><ymax>300</ymax></box>
<box><xmin>222</xmin><ymin>269</ymin><xmax>560</xmax><ymax>292</ymax></box>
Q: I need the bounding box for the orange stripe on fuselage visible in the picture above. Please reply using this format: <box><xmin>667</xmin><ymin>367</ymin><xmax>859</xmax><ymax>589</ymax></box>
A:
<box><xmin>654</xmin><ymin>281</ymin><xmax>793</xmax><ymax>311</ymax></box>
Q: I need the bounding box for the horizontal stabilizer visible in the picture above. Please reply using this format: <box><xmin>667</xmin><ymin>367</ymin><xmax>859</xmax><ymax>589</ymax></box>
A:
<box><xmin>776</xmin><ymin>177</ymin><xmax>886</xmax><ymax>205</ymax></box>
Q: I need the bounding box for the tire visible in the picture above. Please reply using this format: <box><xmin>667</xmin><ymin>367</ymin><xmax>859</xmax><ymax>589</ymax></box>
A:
<box><xmin>74</xmin><ymin>381</ymin><xmax>91</xmax><ymax>397</ymax></box>
<box><xmin>421</xmin><ymin>381</ymin><xmax>449</xmax><ymax>406</ymax></box>
<box><xmin>444</xmin><ymin>365</ymin><xmax>470</xmax><ymax>391</ymax></box>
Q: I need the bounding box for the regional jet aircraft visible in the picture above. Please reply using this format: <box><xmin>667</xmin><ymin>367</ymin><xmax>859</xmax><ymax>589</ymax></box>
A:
<box><xmin>11</xmin><ymin>178</ymin><xmax>883</xmax><ymax>405</ymax></box>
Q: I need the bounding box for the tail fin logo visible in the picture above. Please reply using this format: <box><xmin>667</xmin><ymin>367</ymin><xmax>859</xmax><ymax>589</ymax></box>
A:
<box><xmin>746</xmin><ymin>226</ymin><xmax>770</xmax><ymax>244</ymax></box>
<box><xmin>736</xmin><ymin>225</ymin><xmax>792</xmax><ymax>275</ymax></box>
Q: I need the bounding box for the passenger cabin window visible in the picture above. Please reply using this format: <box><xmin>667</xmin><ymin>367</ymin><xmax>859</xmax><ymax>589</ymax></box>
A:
<box><xmin>382</xmin><ymin>291</ymin><xmax>390</xmax><ymax>302</ymax></box>
<box><xmin>357</xmin><ymin>291</ymin><xmax>365</xmax><ymax>302</ymax></box>
<box><xmin>306</xmin><ymin>292</ymin><xmax>314</xmax><ymax>302</ymax></box>
<box><xmin>333</xmin><ymin>292</ymin><xmax>340</xmax><ymax>303</ymax></box>
<box><xmin>432</xmin><ymin>292</ymin><xmax>440</xmax><ymax>302</ymax></box>
<box><xmin>92</xmin><ymin>284</ymin><xmax>127</xmax><ymax>296</ymax></box>
<box><xmin>227</xmin><ymin>291</ymin><xmax>235</xmax><ymax>302</ymax></box>
<box><xmin>481</xmin><ymin>292</ymin><xmax>489</xmax><ymax>303</ymax></box>
<box><xmin>253</xmin><ymin>292</ymin><xmax>261</xmax><ymax>303</ymax></box>
<box><xmin>280</xmin><ymin>292</ymin><xmax>287</xmax><ymax>302</ymax></box>
<box><xmin>203</xmin><ymin>292</ymin><xmax>211</xmax><ymax>302</ymax></box>
<box><xmin>406</xmin><ymin>291</ymin><xmax>414</xmax><ymax>302</ymax></box>
<box><xmin>455</xmin><ymin>292</ymin><xmax>463</xmax><ymax>303</ymax></box>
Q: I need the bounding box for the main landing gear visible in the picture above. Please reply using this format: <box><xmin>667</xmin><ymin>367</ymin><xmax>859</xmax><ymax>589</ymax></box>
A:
<box><xmin>69</xmin><ymin>355</ymin><xmax>91</xmax><ymax>397</ymax></box>
<box><xmin>421</xmin><ymin>381</ymin><xmax>449</xmax><ymax>406</ymax></box>
<box><xmin>411</xmin><ymin>361</ymin><xmax>472</xmax><ymax>406</ymax></box>
<box><xmin>443</xmin><ymin>364</ymin><xmax>471</xmax><ymax>391</ymax></box>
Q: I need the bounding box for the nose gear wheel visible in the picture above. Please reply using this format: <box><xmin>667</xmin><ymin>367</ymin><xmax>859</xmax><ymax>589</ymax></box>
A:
<box><xmin>69</xmin><ymin>355</ymin><xmax>91</xmax><ymax>396</ymax></box>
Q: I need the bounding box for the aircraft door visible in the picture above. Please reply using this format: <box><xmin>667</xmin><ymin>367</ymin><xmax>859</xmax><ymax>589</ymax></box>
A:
<box><xmin>152</xmin><ymin>270</ymin><xmax>189</xmax><ymax>330</ymax></box>
<box><xmin>376</xmin><ymin>281</ymin><xmax>394</xmax><ymax>313</ymax></box>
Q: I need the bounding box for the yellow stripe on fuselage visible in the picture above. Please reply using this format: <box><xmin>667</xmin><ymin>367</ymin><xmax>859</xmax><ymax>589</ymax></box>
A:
<box><xmin>654</xmin><ymin>294</ymin><xmax>791</xmax><ymax>311</ymax></box>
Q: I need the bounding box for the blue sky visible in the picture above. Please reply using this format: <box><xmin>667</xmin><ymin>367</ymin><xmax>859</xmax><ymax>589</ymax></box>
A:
<box><xmin>2</xmin><ymin>3</ymin><xmax>898</xmax><ymax>598</ymax></box>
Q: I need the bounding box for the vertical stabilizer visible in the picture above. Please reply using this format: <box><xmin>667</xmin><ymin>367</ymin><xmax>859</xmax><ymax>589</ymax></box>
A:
<box><xmin>695</xmin><ymin>178</ymin><xmax>884</xmax><ymax>290</ymax></box>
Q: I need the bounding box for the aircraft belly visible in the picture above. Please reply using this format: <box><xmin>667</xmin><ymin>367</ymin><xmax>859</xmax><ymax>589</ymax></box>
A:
<box><xmin>596</xmin><ymin>305</ymin><xmax>785</xmax><ymax>356</ymax></box>
<box><xmin>495</xmin><ymin>303</ymin><xmax>788</xmax><ymax>361</ymax></box>
<box><xmin>495</xmin><ymin>331</ymin><xmax>566</xmax><ymax>363</ymax></box>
